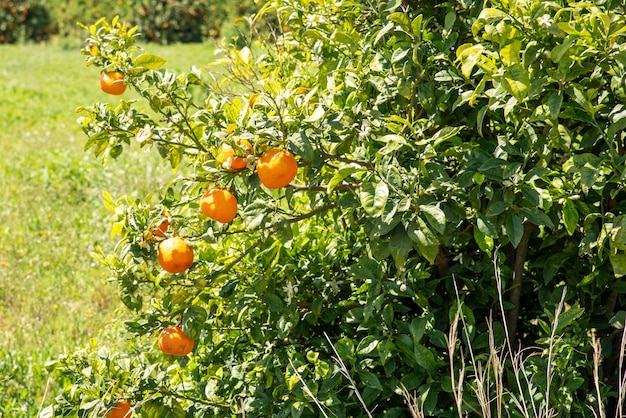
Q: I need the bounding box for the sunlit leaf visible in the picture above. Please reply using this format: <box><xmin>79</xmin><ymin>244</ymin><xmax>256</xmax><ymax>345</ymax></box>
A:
<box><xmin>359</xmin><ymin>181</ymin><xmax>389</xmax><ymax>218</ymax></box>
<box><xmin>134</xmin><ymin>53</ymin><xmax>167</xmax><ymax>70</ymax></box>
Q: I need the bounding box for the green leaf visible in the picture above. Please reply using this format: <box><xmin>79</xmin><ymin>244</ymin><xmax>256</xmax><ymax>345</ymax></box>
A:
<box><xmin>417</xmin><ymin>126</ymin><xmax>464</xmax><ymax>147</ymax></box>
<box><xmin>449</xmin><ymin>304</ymin><xmax>475</xmax><ymax>325</ymax></box>
<box><xmin>612</xmin><ymin>217</ymin><xmax>626</xmax><ymax>251</ymax></box>
<box><xmin>376</xmin><ymin>134</ymin><xmax>409</xmax><ymax>155</ymax></box>
<box><xmin>389</xmin><ymin>225</ymin><xmax>413</xmax><ymax>269</ymax></box>
<box><xmin>359</xmin><ymin>181</ymin><xmax>389</xmax><ymax>218</ymax></box>
<box><xmin>38</xmin><ymin>406</ymin><xmax>53</xmax><ymax>418</ymax></box>
<box><xmin>334</xmin><ymin>338</ymin><xmax>355</xmax><ymax>361</ymax></box>
<box><xmin>134</xmin><ymin>53</ymin><xmax>166</xmax><ymax>70</ymax></box>
<box><xmin>358</xmin><ymin>370</ymin><xmax>383</xmax><ymax>391</ymax></box>
<box><xmin>500</xmin><ymin>40</ymin><xmax>521</xmax><ymax>66</ymax></box>
<box><xmin>611</xmin><ymin>281</ymin><xmax>626</xmax><ymax>293</ymax></box>
<box><xmin>456</xmin><ymin>44</ymin><xmax>484</xmax><ymax>79</ymax></box>
<box><xmin>370</xmin><ymin>202</ymin><xmax>401</xmax><ymax>238</ymax></box>
<box><xmin>549</xmin><ymin>36</ymin><xmax>575</xmax><ymax>63</ymax></box>
<box><xmin>476</xmin><ymin>7</ymin><xmax>507</xmax><ymax>23</ymax></box>
<box><xmin>409</xmin><ymin>318</ymin><xmax>426</xmax><ymax>345</ymax></box>
<box><xmin>420</xmin><ymin>204</ymin><xmax>446</xmax><ymax>235</ymax></box>
<box><xmin>543</xmin><ymin>252</ymin><xmax>571</xmax><ymax>283</ymax></box>
<box><xmin>328</xmin><ymin>164</ymin><xmax>365</xmax><ymax>192</ymax></box>
<box><xmin>520</xmin><ymin>207</ymin><xmax>554</xmax><ymax>228</ymax></box>
<box><xmin>562</xmin><ymin>199</ymin><xmax>579</xmax><ymax>236</ymax></box>
<box><xmin>357</xmin><ymin>336</ymin><xmax>380</xmax><ymax>355</ymax></box>
<box><xmin>555</xmin><ymin>306</ymin><xmax>584</xmax><ymax>334</ymax></box>
<box><xmin>407</xmin><ymin>218</ymin><xmax>439</xmax><ymax>263</ymax></box>
<box><xmin>265</xmin><ymin>293</ymin><xmax>285</xmax><ymax>312</ymax></box>
<box><xmin>547</xmin><ymin>90</ymin><xmax>563</xmax><ymax>119</ymax></box>
<box><xmin>182</xmin><ymin>306</ymin><xmax>208</xmax><ymax>339</ymax></box>
<box><xmin>289</xmin><ymin>131</ymin><xmax>315</xmax><ymax>162</ymax></box>
<box><xmin>609</xmin><ymin>311</ymin><xmax>626</xmax><ymax>329</ymax></box>
<box><xmin>486</xmin><ymin>201</ymin><xmax>509</xmax><ymax>217</ymax></box>
<box><xmin>388</xmin><ymin>12</ymin><xmax>410</xmax><ymax>31</ymax></box>
<box><xmin>219</xmin><ymin>281</ymin><xmax>238</xmax><ymax>298</ymax></box>
<box><xmin>476</xmin><ymin>213</ymin><xmax>498</xmax><ymax>238</ymax></box>
<box><xmin>411</xmin><ymin>14</ymin><xmax>423</xmax><ymax>40</ymax></box>
<box><xmin>374</xmin><ymin>21</ymin><xmax>395</xmax><ymax>45</ymax></box>
<box><xmin>102</xmin><ymin>190</ymin><xmax>116</xmax><ymax>212</ymax></box>
<box><xmin>502</xmin><ymin>65</ymin><xmax>530</xmax><ymax>101</ymax></box>
<box><xmin>414</xmin><ymin>345</ymin><xmax>436</xmax><ymax>372</ymax></box>
<box><xmin>610</xmin><ymin>251</ymin><xmax>626</xmax><ymax>278</ymax></box>
<box><xmin>505</xmin><ymin>212</ymin><xmax>524</xmax><ymax>248</ymax></box>
<box><xmin>474</xmin><ymin>227</ymin><xmax>494</xmax><ymax>254</ymax></box>
<box><xmin>303</xmin><ymin>106</ymin><xmax>325</xmax><ymax>123</ymax></box>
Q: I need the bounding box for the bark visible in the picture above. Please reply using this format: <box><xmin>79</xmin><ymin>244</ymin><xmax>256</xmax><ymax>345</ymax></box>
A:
<box><xmin>505</xmin><ymin>222</ymin><xmax>534</xmax><ymax>343</ymax></box>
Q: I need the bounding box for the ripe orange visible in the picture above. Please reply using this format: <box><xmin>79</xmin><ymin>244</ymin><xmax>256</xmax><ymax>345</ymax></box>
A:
<box><xmin>158</xmin><ymin>237</ymin><xmax>193</xmax><ymax>274</ymax></box>
<box><xmin>216</xmin><ymin>138</ymin><xmax>253</xmax><ymax>170</ymax></box>
<box><xmin>106</xmin><ymin>401</ymin><xmax>132</xmax><ymax>418</ymax></box>
<box><xmin>158</xmin><ymin>326</ymin><xmax>195</xmax><ymax>356</ymax></box>
<box><xmin>200</xmin><ymin>188</ymin><xmax>238</xmax><ymax>224</ymax></box>
<box><xmin>100</xmin><ymin>71</ymin><xmax>127</xmax><ymax>95</ymax></box>
<box><xmin>256</xmin><ymin>148</ymin><xmax>298</xmax><ymax>189</ymax></box>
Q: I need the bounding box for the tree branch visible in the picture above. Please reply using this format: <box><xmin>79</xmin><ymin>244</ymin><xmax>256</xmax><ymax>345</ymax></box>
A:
<box><xmin>289</xmin><ymin>183</ymin><xmax>360</xmax><ymax>192</ymax></box>
<box><xmin>287</xmin><ymin>202</ymin><xmax>337</xmax><ymax>224</ymax></box>
<box><xmin>505</xmin><ymin>221</ymin><xmax>534</xmax><ymax>343</ymax></box>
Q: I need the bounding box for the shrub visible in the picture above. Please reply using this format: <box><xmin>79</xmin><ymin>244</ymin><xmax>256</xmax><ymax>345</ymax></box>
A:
<box><xmin>0</xmin><ymin>0</ymin><xmax>54</xmax><ymax>43</ymax></box>
<box><xmin>0</xmin><ymin>0</ymin><xmax>266</xmax><ymax>44</ymax></box>
<box><xmin>132</xmin><ymin>0</ymin><xmax>212</xmax><ymax>44</ymax></box>
<box><xmin>44</xmin><ymin>0</ymin><xmax>626</xmax><ymax>416</ymax></box>
<box><xmin>44</xmin><ymin>0</ymin><xmax>131</xmax><ymax>39</ymax></box>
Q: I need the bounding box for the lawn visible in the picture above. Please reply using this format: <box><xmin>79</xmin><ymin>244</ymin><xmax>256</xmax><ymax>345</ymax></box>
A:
<box><xmin>0</xmin><ymin>39</ymin><xmax>217</xmax><ymax>416</ymax></box>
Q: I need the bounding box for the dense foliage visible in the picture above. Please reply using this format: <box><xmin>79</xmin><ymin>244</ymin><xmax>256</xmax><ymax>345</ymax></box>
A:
<box><xmin>44</xmin><ymin>0</ymin><xmax>626</xmax><ymax>416</ymax></box>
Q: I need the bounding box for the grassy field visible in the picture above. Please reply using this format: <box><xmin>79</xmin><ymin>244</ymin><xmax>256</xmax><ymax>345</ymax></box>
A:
<box><xmin>0</xmin><ymin>39</ymin><xmax>217</xmax><ymax>415</ymax></box>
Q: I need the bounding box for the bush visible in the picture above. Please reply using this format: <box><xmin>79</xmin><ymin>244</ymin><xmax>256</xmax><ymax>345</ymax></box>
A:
<box><xmin>133</xmin><ymin>0</ymin><xmax>269</xmax><ymax>44</ymax></box>
<box><xmin>0</xmin><ymin>0</ymin><xmax>54</xmax><ymax>43</ymax></box>
<box><xmin>0</xmin><ymin>0</ymin><xmax>267</xmax><ymax>44</ymax></box>
<box><xmin>44</xmin><ymin>0</ymin><xmax>626</xmax><ymax>416</ymax></box>
<box><xmin>44</xmin><ymin>0</ymin><xmax>131</xmax><ymax>39</ymax></box>
<box><xmin>133</xmin><ymin>0</ymin><xmax>213</xmax><ymax>44</ymax></box>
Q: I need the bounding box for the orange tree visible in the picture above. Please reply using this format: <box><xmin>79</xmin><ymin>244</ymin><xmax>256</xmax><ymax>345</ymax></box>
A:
<box><xmin>44</xmin><ymin>1</ymin><xmax>626</xmax><ymax>416</ymax></box>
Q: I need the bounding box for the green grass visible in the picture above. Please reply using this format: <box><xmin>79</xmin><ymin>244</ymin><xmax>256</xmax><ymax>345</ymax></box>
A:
<box><xmin>0</xmin><ymin>40</ymin><xmax>217</xmax><ymax>416</ymax></box>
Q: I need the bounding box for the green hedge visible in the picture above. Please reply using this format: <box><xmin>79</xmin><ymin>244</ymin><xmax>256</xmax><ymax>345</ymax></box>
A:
<box><xmin>0</xmin><ymin>0</ymin><xmax>53</xmax><ymax>43</ymax></box>
<box><xmin>0</xmin><ymin>0</ymin><xmax>265</xmax><ymax>44</ymax></box>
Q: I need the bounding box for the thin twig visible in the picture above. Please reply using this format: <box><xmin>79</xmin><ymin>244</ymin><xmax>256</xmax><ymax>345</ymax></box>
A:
<box><xmin>616</xmin><ymin>327</ymin><xmax>626</xmax><ymax>417</ymax></box>
<box><xmin>591</xmin><ymin>330</ymin><xmax>606</xmax><ymax>418</ymax></box>
<box><xmin>288</xmin><ymin>358</ymin><xmax>331</xmax><ymax>418</ymax></box>
<box><xmin>323</xmin><ymin>332</ymin><xmax>375</xmax><ymax>418</ymax></box>
<box><xmin>545</xmin><ymin>288</ymin><xmax>567</xmax><ymax>418</ymax></box>
<box><xmin>401</xmin><ymin>384</ymin><xmax>425</xmax><ymax>418</ymax></box>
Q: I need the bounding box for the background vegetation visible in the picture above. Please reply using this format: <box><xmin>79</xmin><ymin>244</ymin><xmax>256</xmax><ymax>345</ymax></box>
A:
<box><xmin>0</xmin><ymin>40</ymin><xmax>218</xmax><ymax>417</ymax></box>
<box><xmin>0</xmin><ymin>0</ymin><xmax>264</xmax><ymax>44</ymax></box>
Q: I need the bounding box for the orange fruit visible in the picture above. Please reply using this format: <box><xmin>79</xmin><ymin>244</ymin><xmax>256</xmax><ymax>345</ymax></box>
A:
<box><xmin>106</xmin><ymin>401</ymin><xmax>132</xmax><ymax>418</ymax></box>
<box><xmin>256</xmin><ymin>148</ymin><xmax>298</xmax><ymax>189</ymax></box>
<box><xmin>200</xmin><ymin>188</ymin><xmax>238</xmax><ymax>224</ymax></box>
<box><xmin>216</xmin><ymin>138</ymin><xmax>253</xmax><ymax>170</ymax></box>
<box><xmin>158</xmin><ymin>326</ymin><xmax>195</xmax><ymax>356</ymax></box>
<box><xmin>100</xmin><ymin>71</ymin><xmax>127</xmax><ymax>95</ymax></box>
<box><xmin>158</xmin><ymin>237</ymin><xmax>193</xmax><ymax>274</ymax></box>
